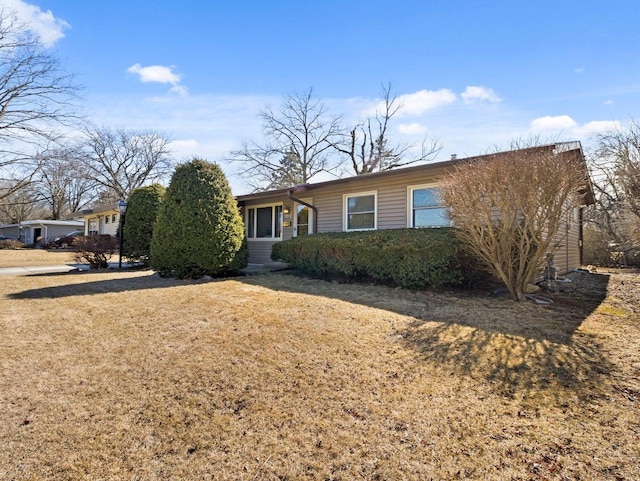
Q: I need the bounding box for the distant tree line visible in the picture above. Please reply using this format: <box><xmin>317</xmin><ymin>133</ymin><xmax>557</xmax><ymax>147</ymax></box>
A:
<box><xmin>0</xmin><ymin>10</ymin><xmax>173</xmax><ymax>224</ymax></box>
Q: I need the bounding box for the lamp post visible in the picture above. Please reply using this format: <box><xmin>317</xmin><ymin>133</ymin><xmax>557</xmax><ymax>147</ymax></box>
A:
<box><xmin>117</xmin><ymin>200</ymin><xmax>127</xmax><ymax>269</ymax></box>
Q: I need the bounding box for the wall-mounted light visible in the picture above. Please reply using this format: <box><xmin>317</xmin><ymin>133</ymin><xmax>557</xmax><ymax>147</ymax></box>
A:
<box><xmin>283</xmin><ymin>206</ymin><xmax>290</xmax><ymax>215</ymax></box>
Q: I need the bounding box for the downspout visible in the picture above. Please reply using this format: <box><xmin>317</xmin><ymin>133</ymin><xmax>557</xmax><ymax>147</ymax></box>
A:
<box><xmin>566</xmin><ymin>217</ymin><xmax>570</xmax><ymax>274</ymax></box>
<box><xmin>287</xmin><ymin>189</ymin><xmax>318</xmax><ymax>234</ymax></box>
<box><xmin>578</xmin><ymin>207</ymin><xmax>584</xmax><ymax>266</ymax></box>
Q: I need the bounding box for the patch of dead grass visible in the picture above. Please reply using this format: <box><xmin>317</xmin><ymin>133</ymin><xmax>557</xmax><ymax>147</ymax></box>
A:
<box><xmin>1</xmin><ymin>269</ymin><xmax>638</xmax><ymax>480</ymax></box>
<box><xmin>0</xmin><ymin>248</ymin><xmax>78</xmax><ymax>268</ymax></box>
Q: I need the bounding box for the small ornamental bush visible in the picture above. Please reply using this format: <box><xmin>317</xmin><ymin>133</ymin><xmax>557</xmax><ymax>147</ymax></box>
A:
<box><xmin>0</xmin><ymin>238</ymin><xmax>23</xmax><ymax>249</ymax></box>
<box><xmin>150</xmin><ymin>158</ymin><xmax>248</xmax><ymax>278</ymax></box>
<box><xmin>272</xmin><ymin>228</ymin><xmax>467</xmax><ymax>289</ymax></box>
<box><xmin>73</xmin><ymin>235</ymin><xmax>118</xmax><ymax>269</ymax></box>
<box><xmin>122</xmin><ymin>183</ymin><xmax>165</xmax><ymax>265</ymax></box>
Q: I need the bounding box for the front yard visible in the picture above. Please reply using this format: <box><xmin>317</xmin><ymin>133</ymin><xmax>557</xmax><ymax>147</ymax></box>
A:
<box><xmin>0</xmin><ymin>261</ymin><xmax>638</xmax><ymax>479</ymax></box>
<box><xmin>0</xmin><ymin>248</ymin><xmax>77</xmax><ymax>268</ymax></box>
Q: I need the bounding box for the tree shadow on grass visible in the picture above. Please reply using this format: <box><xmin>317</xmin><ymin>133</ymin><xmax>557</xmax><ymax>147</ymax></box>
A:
<box><xmin>238</xmin><ymin>270</ymin><xmax>613</xmax><ymax>402</ymax></box>
<box><xmin>8</xmin><ymin>267</ymin><xmax>614</xmax><ymax>402</ymax></box>
<box><xmin>400</xmin><ymin>317</ymin><xmax>612</xmax><ymax>401</ymax></box>
<box><xmin>6</xmin><ymin>270</ymin><xmax>220</xmax><ymax>299</ymax></box>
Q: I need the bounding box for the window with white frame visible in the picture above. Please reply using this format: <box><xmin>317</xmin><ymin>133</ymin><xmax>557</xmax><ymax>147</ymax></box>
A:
<box><xmin>88</xmin><ymin>219</ymin><xmax>98</xmax><ymax>235</ymax></box>
<box><xmin>345</xmin><ymin>192</ymin><xmax>377</xmax><ymax>231</ymax></box>
<box><xmin>246</xmin><ymin>204</ymin><xmax>283</xmax><ymax>239</ymax></box>
<box><xmin>409</xmin><ymin>186</ymin><xmax>450</xmax><ymax>228</ymax></box>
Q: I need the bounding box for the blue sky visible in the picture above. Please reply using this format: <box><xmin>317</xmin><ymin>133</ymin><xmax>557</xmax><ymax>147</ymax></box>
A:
<box><xmin>6</xmin><ymin>0</ymin><xmax>640</xmax><ymax>193</ymax></box>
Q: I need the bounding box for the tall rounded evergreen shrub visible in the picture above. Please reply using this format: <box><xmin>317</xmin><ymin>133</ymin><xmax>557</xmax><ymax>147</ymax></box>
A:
<box><xmin>122</xmin><ymin>183</ymin><xmax>165</xmax><ymax>265</ymax></box>
<box><xmin>150</xmin><ymin>158</ymin><xmax>248</xmax><ymax>278</ymax></box>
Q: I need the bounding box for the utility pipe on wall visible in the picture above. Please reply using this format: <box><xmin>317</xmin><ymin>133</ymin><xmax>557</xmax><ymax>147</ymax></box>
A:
<box><xmin>287</xmin><ymin>188</ymin><xmax>318</xmax><ymax>234</ymax></box>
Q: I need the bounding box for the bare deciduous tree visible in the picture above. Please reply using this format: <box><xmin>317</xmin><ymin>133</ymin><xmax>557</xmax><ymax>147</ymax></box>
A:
<box><xmin>0</xmin><ymin>10</ymin><xmax>79</xmax><ymax>201</ymax></box>
<box><xmin>0</xmin><ymin>181</ymin><xmax>43</xmax><ymax>223</ymax></box>
<box><xmin>441</xmin><ymin>143</ymin><xmax>589</xmax><ymax>301</ymax></box>
<box><xmin>35</xmin><ymin>146</ymin><xmax>97</xmax><ymax>219</ymax></box>
<box><xmin>334</xmin><ymin>83</ymin><xmax>441</xmax><ymax>175</ymax></box>
<box><xmin>231</xmin><ymin>88</ymin><xmax>342</xmax><ymax>191</ymax></box>
<box><xmin>586</xmin><ymin>121</ymin><xmax>640</xmax><ymax>264</ymax></box>
<box><xmin>82</xmin><ymin>127</ymin><xmax>173</xmax><ymax>200</ymax></box>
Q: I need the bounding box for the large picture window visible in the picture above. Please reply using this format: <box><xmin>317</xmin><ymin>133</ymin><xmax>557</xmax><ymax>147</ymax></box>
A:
<box><xmin>246</xmin><ymin>204</ymin><xmax>283</xmax><ymax>239</ymax></box>
<box><xmin>344</xmin><ymin>192</ymin><xmax>376</xmax><ymax>231</ymax></box>
<box><xmin>410</xmin><ymin>186</ymin><xmax>450</xmax><ymax>228</ymax></box>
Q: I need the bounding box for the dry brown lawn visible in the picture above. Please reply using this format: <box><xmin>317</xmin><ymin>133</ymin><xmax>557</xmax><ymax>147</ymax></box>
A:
<box><xmin>0</xmin><ymin>261</ymin><xmax>638</xmax><ymax>480</ymax></box>
<box><xmin>0</xmin><ymin>248</ymin><xmax>79</xmax><ymax>268</ymax></box>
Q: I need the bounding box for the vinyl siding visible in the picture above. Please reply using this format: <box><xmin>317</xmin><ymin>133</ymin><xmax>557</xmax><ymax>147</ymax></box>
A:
<box><xmin>239</xmin><ymin>167</ymin><xmax>450</xmax><ymax>262</ymax></box>
<box><xmin>550</xmin><ymin>212</ymin><xmax>582</xmax><ymax>275</ymax></box>
<box><xmin>0</xmin><ymin>222</ymin><xmax>83</xmax><ymax>244</ymax></box>
<box><xmin>312</xmin><ymin>166</ymin><xmax>449</xmax><ymax>233</ymax></box>
<box><xmin>247</xmin><ymin>240</ymin><xmax>280</xmax><ymax>264</ymax></box>
<box><xmin>0</xmin><ymin>226</ymin><xmax>20</xmax><ymax>239</ymax></box>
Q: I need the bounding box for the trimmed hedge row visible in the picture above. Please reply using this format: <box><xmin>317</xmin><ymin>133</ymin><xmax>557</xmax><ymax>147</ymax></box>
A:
<box><xmin>271</xmin><ymin>228</ymin><xmax>466</xmax><ymax>289</ymax></box>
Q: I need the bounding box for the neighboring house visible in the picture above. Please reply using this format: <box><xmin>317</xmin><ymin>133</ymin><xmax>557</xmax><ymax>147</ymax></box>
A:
<box><xmin>0</xmin><ymin>220</ymin><xmax>84</xmax><ymax>245</ymax></box>
<box><xmin>75</xmin><ymin>203</ymin><xmax>123</xmax><ymax>237</ymax></box>
<box><xmin>236</xmin><ymin>142</ymin><xmax>595</xmax><ymax>274</ymax></box>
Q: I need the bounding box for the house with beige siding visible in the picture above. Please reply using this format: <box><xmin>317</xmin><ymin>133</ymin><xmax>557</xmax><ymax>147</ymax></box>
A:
<box><xmin>236</xmin><ymin>142</ymin><xmax>595</xmax><ymax>275</ymax></box>
<box><xmin>75</xmin><ymin>203</ymin><xmax>124</xmax><ymax>237</ymax></box>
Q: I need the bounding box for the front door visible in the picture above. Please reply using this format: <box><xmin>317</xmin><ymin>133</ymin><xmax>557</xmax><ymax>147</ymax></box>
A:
<box><xmin>293</xmin><ymin>200</ymin><xmax>313</xmax><ymax>237</ymax></box>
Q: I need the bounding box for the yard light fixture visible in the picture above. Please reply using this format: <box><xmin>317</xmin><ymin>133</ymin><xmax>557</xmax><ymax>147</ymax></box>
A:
<box><xmin>117</xmin><ymin>200</ymin><xmax>127</xmax><ymax>269</ymax></box>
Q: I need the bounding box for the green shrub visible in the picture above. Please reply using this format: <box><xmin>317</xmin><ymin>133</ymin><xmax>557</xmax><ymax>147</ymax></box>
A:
<box><xmin>122</xmin><ymin>184</ymin><xmax>165</xmax><ymax>265</ymax></box>
<box><xmin>150</xmin><ymin>158</ymin><xmax>247</xmax><ymax>278</ymax></box>
<box><xmin>271</xmin><ymin>228</ymin><xmax>467</xmax><ymax>289</ymax></box>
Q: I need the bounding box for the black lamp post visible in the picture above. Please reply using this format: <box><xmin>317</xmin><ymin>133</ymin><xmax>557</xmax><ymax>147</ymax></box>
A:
<box><xmin>117</xmin><ymin>200</ymin><xmax>127</xmax><ymax>269</ymax></box>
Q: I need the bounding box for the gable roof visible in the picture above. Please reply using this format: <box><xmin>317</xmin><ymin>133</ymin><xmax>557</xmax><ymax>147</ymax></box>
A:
<box><xmin>72</xmin><ymin>202</ymin><xmax>121</xmax><ymax>218</ymax></box>
<box><xmin>236</xmin><ymin>142</ymin><xmax>595</xmax><ymax>205</ymax></box>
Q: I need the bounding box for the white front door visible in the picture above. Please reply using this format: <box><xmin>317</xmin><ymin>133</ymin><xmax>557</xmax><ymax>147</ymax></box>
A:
<box><xmin>293</xmin><ymin>200</ymin><xmax>313</xmax><ymax>237</ymax></box>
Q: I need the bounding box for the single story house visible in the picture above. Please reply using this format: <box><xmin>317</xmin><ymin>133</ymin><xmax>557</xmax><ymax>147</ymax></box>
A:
<box><xmin>75</xmin><ymin>203</ymin><xmax>124</xmax><ymax>237</ymax></box>
<box><xmin>236</xmin><ymin>142</ymin><xmax>595</xmax><ymax>274</ymax></box>
<box><xmin>0</xmin><ymin>219</ymin><xmax>84</xmax><ymax>245</ymax></box>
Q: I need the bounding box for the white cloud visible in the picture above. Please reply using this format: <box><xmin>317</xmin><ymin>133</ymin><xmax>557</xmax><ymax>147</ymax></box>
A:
<box><xmin>169</xmin><ymin>84</ymin><xmax>189</xmax><ymax>96</ymax></box>
<box><xmin>604</xmin><ymin>100</ymin><xmax>613</xmax><ymax>105</ymax></box>
<box><xmin>530</xmin><ymin>115</ymin><xmax>578</xmax><ymax>132</ymax></box>
<box><xmin>461</xmin><ymin>86</ymin><xmax>502</xmax><ymax>104</ymax></box>
<box><xmin>580</xmin><ymin>120</ymin><xmax>621</xmax><ymax>135</ymax></box>
<box><xmin>127</xmin><ymin>63</ymin><xmax>181</xmax><ymax>84</ymax></box>
<box><xmin>127</xmin><ymin>63</ymin><xmax>188</xmax><ymax>95</ymax></box>
<box><xmin>573</xmin><ymin>66</ymin><xmax>585</xmax><ymax>74</ymax></box>
<box><xmin>396</xmin><ymin>89</ymin><xmax>457</xmax><ymax>116</ymax></box>
<box><xmin>3</xmin><ymin>0</ymin><xmax>70</xmax><ymax>47</ymax></box>
<box><xmin>364</xmin><ymin>89</ymin><xmax>456</xmax><ymax>118</ymax></box>
<box><xmin>530</xmin><ymin>116</ymin><xmax>622</xmax><ymax>138</ymax></box>
<box><xmin>397</xmin><ymin>122</ymin><xmax>427</xmax><ymax>135</ymax></box>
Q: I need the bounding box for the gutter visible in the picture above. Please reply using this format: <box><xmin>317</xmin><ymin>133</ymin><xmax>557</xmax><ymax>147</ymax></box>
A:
<box><xmin>287</xmin><ymin>188</ymin><xmax>318</xmax><ymax>234</ymax></box>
